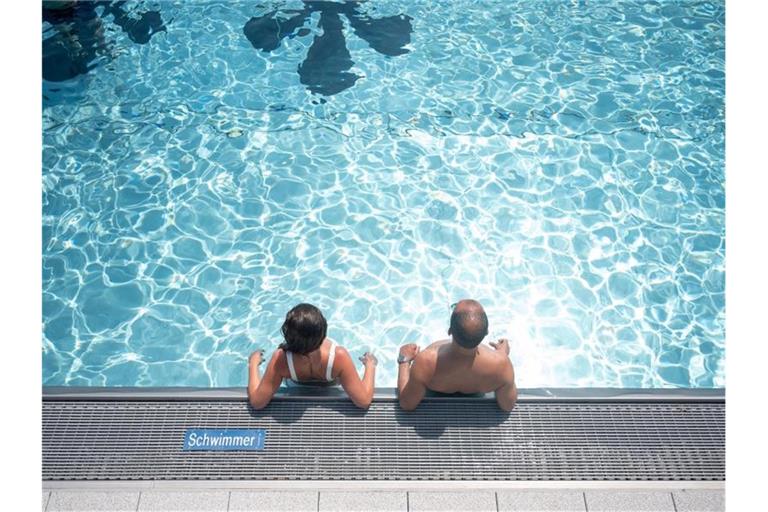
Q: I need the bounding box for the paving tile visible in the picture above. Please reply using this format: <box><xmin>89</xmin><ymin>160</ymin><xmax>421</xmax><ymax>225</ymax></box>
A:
<box><xmin>585</xmin><ymin>491</ymin><xmax>674</xmax><ymax>511</ymax></box>
<box><xmin>43</xmin><ymin>491</ymin><xmax>50</xmax><ymax>511</ymax></box>
<box><xmin>497</xmin><ymin>490</ymin><xmax>585</xmax><ymax>511</ymax></box>
<box><xmin>673</xmin><ymin>490</ymin><xmax>725</xmax><ymax>512</ymax></box>
<box><xmin>138</xmin><ymin>491</ymin><xmax>229</xmax><ymax>511</ymax></box>
<box><xmin>229</xmin><ymin>491</ymin><xmax>318</xmax><ymax>512</ymax></box>
<box><xmin>319</xmin><ymin>491</ymin><xmax>406</xmax><ymax>512</ymax></box>
<box><xmin>409</xmin><ymin>491</ymin><xmax>497</xmax><ymax>512</ymax></box>
<box><xmin>47</xmin><ymin>491</ymin><xmax>140</xmax><ymax>511</ymax></box>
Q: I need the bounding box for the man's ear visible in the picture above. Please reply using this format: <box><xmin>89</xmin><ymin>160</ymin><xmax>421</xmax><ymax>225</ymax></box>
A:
<box><xmin>448</xmin><ymin>327</ymin><xmax>452</xmax><ymax>336</ymax></box>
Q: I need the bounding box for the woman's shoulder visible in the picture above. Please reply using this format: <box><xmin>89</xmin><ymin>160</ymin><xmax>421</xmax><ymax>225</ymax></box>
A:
<box><xmin>328</xmin><ymin>342</ymin><xmax>353</xmax><ymax>365</ymax></box>
<box><xmin>270</xmin><ymin>347</ymin><xmax>290</xmax><ymax>375</ymax></box>
<box><xmin>326</xmin><ymin>342</ymin><xmax>353</xmax><ymax>380</ymax></box>
<box><xmin>327</xmin><ymin>339</ymin><xmax>347</xmax><ymax>355</ymax></box>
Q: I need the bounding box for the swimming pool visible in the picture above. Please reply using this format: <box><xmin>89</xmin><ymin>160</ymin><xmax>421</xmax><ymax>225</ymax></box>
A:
<box><xmin>42</xmin><ymin>0</ymin><xmax>725</xmax><ymax>388</ymax></box>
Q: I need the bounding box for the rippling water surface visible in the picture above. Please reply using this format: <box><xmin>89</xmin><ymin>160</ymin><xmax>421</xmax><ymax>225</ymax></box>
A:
<box><xmin>42</xmin><ymin>0</ymin><xmax>725</xmax><ymax>388</ymax></box>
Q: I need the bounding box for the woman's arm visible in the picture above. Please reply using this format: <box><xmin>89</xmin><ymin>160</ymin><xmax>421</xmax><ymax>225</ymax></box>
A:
<box><xmin>335</xmin><ymin>348</ymin><xmax>377</xmax><ymax>409</ymax></box>
<box><xmin>247</xmin><ymin>349</ymin><xmax>285</xmax><ymax>410</ymax></box>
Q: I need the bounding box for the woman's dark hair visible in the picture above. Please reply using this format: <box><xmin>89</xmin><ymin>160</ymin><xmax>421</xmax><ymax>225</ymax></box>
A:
<box><xmin>279</xmin><ymin>303</ymin><xmax>327</xmax><ymax>355</ymax></box>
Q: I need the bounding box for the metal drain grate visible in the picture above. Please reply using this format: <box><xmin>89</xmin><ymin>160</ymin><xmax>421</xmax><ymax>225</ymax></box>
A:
<box><xmin>43</xmin><ymin>398</ymin><xmax>724</xmax><ymax>481</ymax></box>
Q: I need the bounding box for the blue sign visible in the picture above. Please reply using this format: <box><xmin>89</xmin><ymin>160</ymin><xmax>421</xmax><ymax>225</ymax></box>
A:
<box><xmin>183</xmin><ymin>429</ymin><xmax>266</xmax><ymax>451</ymax></box>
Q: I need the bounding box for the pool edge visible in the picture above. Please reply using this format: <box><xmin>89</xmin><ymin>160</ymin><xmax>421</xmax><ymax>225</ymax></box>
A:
<box><xmin>42</xmin><ymin>386</ymin><xmax>725</xmax><ymax>402</ymax></box>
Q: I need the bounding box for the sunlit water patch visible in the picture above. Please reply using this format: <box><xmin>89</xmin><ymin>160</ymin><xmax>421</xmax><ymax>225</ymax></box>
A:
<box><xmin>42</xmin><ymin>0</ymin><xmax>725</xmax><ymax>388</ymax></box>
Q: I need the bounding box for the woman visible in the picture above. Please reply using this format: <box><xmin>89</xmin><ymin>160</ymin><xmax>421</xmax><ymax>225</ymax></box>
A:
<box><xmin>248</xmin><ymin>303</ymin><xmax>377</xmax><ymax>409</ymax></box>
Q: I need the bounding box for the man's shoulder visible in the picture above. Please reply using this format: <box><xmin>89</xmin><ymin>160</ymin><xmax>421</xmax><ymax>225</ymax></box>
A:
<box><xmin>411</xmin><ymin>344</ymin><xmax>439</xmax><ymax>379</ymax></box>
<box><xmin>490</xmin><ymin>348</ymin><xmax>513</xmax><ymax>366</ymax></box>
<box><xmin>479</xmin><ymin>346</ymin><xmax>514</xmax><ymax>377</ymax></box>
<box><xmin>424</xmin><ymin>339</ymin><xmax>450</xmax><ymax>351</ymax></box>
<box><xmin>491</xmin><ymin>353</ymin><xmax>515</xmax><ymax>384</ymax></box>
<box><xmin>415</xmin><ymin>340</ymin><xmax>446</xmax><ymax>359</ymax></box>
<box><xmin>478</xmin><ymin>344</ymin><xmax>508</xmax><ymax>361</ymax></box>
<box><xmin>414</xmin><ymin>344</ymin><xmax>439</xmax><ymax>365</ymax></box>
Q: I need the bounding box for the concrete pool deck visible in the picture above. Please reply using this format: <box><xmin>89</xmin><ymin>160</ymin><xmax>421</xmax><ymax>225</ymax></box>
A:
<box><xmin>42</xmin><ymin>482</ymin><xmax>725</xmax><ymax>511</ymax></box>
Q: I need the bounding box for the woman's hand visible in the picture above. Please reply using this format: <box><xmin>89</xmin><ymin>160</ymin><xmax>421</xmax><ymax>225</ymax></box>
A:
<box><xmin>359</xmin><ymin>352</ymin><xmax>378</xmax><ymax>368</ymax></box>
<box><xmin>249</xmin><ymin>349</ymin><xmax>265</xmax><ymax>366</ymax></box>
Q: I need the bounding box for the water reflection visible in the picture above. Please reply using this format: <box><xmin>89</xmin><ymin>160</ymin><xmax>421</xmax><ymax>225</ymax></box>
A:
<box><xmin>244</xmin><ymin>1</ymin><xmax>413</xmax><ymax>96</ymax></box>
<box><xmin>42</xmin><ymin>1</ymin><xmax>166</xmax><ymax>82</ymax></box>
<box><xmin>102</xmin><ymin>1</ymin><xmax>166</xmax><ymax>45</ymax></box>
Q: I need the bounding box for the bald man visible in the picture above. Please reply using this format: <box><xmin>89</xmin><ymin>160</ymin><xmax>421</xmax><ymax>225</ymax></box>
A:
<box><xmin>397</xmin><ymin>299</ymin><xmax>518</xmax><ymax>411</ymax></box>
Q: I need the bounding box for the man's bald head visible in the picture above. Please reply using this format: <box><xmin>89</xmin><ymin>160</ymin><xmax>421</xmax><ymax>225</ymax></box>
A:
<box><xmin>449</xmin><ymin>299</ymin><xmax>489</xmax><ymax>348</ymax></box>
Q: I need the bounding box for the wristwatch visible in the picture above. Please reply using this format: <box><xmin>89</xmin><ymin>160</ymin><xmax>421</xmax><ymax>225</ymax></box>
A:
<box><xmin>397</xmin><ymin>354</ymin><xmax>413</xmax><ymax>364</ymax></box>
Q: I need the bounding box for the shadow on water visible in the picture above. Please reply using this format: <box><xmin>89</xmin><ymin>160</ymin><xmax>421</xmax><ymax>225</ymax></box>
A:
<box><xmin>42</xmin><ymin>0</ymin><xmax>166</xmax><ymax>83</ymax></box>
<box><xmin>244</xmin><ymin>0</ymin><xmax>413</xmax><ymax>96</ymax></box>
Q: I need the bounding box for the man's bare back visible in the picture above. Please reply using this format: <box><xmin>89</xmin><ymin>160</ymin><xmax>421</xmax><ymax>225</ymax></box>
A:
<box><xmin>417</xmin><ymin>339</ymin><xmax>510</xmax><ymax>394</ymax></box>
<box><xmin>397</xmin><ymin>300</ymin><xmax>518</xmax><ymax>411</ymax></box>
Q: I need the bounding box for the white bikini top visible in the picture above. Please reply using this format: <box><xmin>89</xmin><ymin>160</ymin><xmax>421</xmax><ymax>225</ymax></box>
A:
<box><xmin>285</xmin><ymin>339</ymin><xmax>338</xmax><ymax>382</ymax></box>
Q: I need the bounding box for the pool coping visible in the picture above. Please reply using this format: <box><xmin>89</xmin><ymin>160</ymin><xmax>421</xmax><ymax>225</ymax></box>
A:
<box><xmin>42</xmin><ymin>386</ymin><xmax>724</xmax><ymax>402</ymax></box>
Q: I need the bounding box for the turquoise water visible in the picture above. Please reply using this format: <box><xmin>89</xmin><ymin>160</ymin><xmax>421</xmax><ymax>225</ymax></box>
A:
<box><xmin>42</xmin><ymin>0</ymin><xmax>725</xmax><ymax>388</ymax></box>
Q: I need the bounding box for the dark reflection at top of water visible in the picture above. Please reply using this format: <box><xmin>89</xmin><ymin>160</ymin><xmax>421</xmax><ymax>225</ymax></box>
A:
<box><xmin>42</xmin><ymin>0</ymin><xmax>166</xmax><ymax>83</ymax></box>
<box><xmin>244</xmin><ymin>0</ymin><xmax>412</xmax><ymax>96</ymax></box>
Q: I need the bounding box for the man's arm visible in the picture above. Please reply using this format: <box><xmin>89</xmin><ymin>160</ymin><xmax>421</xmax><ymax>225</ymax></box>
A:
<box><xmin>397</xmin><ymin>344</ymin><xmax>430</xmax><ymax>411</ymax></box>
<box><xmin>490</xmin><ymin>338</ymin><xmax>517</xmax><ymax>412</ymax></box>
<box><xmin>494</xmin><ymin>362</ymin><xmax>518</xmax><ymax>412</ymax></box>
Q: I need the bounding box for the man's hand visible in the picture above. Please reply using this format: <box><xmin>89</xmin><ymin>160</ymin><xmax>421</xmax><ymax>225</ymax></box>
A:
<box><xmin>399</xmin><ymin>343</ymin><xmax>420</xmax><ymax>363</ymax></box>
<box><xmin>359</xmin><ymin>352</ymin><xmax>378</xmax><ymax>368</ymax></box>
<box><xmin>249</xmin><ymin>349</ymin><xmax>265</xmax><ymax>366</ymax></box>
<box><xmin>490</xmin><ymin>338</ymin><xmax>510</xmax><ymax>355</ymax></box>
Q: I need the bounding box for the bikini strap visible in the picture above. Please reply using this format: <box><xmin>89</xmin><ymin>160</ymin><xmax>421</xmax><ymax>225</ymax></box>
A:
<box><xmin>325</xmin><ymin>340</ymin><xmax>338</xmax><ymax>382</ymax></box>
<box><xmin>286</xmin><ymin>351</ymin><xmax>299</xmax><ymax>382</ymax></box>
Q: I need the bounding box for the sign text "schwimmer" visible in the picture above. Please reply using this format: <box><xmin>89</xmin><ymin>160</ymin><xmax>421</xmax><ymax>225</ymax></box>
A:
<box><xmin>183</xmin><ymin>429</ymin><xmax>266</xmax><ymax>451</ymax></box>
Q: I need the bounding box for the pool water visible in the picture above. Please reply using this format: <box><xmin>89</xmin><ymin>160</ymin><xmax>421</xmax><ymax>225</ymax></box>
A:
<box><xmin>42</xmin><ymin>0</ymin><xmax>725</xmax><ymax>388</ymax></box>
